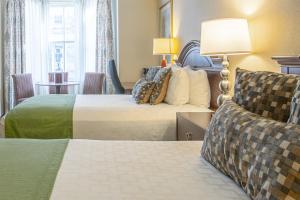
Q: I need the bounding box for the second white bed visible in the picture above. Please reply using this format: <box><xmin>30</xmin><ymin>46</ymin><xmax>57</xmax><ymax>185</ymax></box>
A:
<box><xmin>51</xmin><ymin>140</ymin><xmax>249</xmax><ymax>200</ymax></box>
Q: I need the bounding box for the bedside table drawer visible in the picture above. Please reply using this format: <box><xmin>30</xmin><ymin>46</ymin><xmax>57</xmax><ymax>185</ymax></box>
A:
<box><xmin>177</xmin><ymin>116</ymin><xmax>206</xmax><ymax>141</ymax></box>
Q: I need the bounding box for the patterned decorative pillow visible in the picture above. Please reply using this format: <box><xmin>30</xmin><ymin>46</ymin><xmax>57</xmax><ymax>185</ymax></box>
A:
<box><xmin>288</xmin><ymin>80</ymin><xmax>300</xmax><ymax>124</ymax></box>
<box><xmin>202</xmin><ymin>100</ymin><xmax>300</xmax><ymax>200</ymax></box>
<box><xmin>144</xmin><ymin>66</ymin><xmax>161</xmax><ymax>81</ymax></box>
<box><xmin>133</xmin><ymin>81</ymin><xmax>155</xmax><ymax>104</ymax></box>
<box><xmin>234</xmin><ymin>68</ymin><xmax>300</xmax><ymax>122</ymax></box>
<box><xmin>132</xmin><ymin>67</ymin><xmax>161</xmax><ymax>97</ymax></box>
<box><xmin>150</xmin><ymin>68</ymin><xmax>172</xmax><ymax>105</ymax></box>
<box><xmin>132</xmin><ymin>78</ymin><xmax>146</xmax><ymax>96</ymax></box>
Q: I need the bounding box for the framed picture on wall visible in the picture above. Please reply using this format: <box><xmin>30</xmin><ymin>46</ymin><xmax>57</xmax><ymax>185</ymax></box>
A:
<box><xmin>159</xmin><ymin>0</ymin><xmax>173</xmax><ymax>63</ymax></box>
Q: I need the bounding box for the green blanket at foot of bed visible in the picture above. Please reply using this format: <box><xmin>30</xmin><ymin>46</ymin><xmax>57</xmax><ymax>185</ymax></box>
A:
<box><xmin>0</xmin><ymin>139</ymin><xmax>69</xmax><ymax>200</ymax></box>
<box><xmin>5</xmin><ymin>95</ymin><xmax>76</xmax><ymax>139</ymax></box>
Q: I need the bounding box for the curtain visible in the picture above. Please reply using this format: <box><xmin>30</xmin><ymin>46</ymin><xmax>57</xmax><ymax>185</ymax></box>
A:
<box><xmin>83</xmin><ymin>0</ymin><xmax>97</xmax><ymax>73</ymax></box>
<box><xmin>96</xmin><ymin>0</ymin><xmax>115</xmax><ymax>94</ymax></box>
<box><xmin>25</xmin><ymin>0</ymin><xmax>48</xmax><ymax>86</ymax></box>
<box><xmin>2</xmin><ymin>0</ymin><xmax>26</xmax><ymax>113</ymax></box>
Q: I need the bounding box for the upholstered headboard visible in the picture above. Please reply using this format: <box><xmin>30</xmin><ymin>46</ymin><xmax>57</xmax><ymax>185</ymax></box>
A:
<box><xmin>176</xmin><ymin>40</ymin><xmax>222</xmax><ymax>110</ymax></box>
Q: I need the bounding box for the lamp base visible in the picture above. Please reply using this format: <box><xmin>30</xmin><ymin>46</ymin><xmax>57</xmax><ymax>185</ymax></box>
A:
<box><xmin>160</xmin><ymin>55</ymin><xmax>167</xmax><ymax>68</ymax></box>
<box><xmin>161</xmin><ymin>59</ymin><xmax>167</xmax><ymax>68</ymax></box>
<box><xmin>217</xmin><ymin>55</ymin><xmax>231</xmax><ymax>106</ymax></box>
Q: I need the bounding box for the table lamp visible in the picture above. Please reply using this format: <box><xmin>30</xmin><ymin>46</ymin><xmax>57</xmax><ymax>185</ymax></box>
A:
<box><xmin>200</xmin><ymin>18</ymin><xmax>251</xmax><ymax>106</ymax></box>
<box><xmin>153</xmin><ymin>38</ymin><xmax>178</xmax><ymax>67</ymax></box>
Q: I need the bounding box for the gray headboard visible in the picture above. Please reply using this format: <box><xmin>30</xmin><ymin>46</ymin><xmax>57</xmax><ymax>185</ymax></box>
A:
<box><xmin>175</xmin><ymin>40</ymin><xmax>222</xmax><ymax>110</ymax></box>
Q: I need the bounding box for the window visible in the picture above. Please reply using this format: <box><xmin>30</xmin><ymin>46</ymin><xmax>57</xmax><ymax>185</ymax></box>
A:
<box><xmin>25</xmin><ymin>0</ymin><xmax>116</xmax><ymax>87</ymax></box>
<box><xmin>48</xmin><ymin>2</ymin><xmax>80</xmax><ymax>81</ymax></box>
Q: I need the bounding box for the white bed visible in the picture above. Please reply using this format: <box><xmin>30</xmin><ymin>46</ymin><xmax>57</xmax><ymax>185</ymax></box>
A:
<box><xmin>0</xmin><ymin>95</ymin><xmax>211</xmax><ymax>140</ymax></box>
<box><xmin>50</xmin><ymin>140</ymin><xmax>249</xmax><ymax>200</ymax></box>
<box><xmin>73</xmin><ymin>95</ymin><xmax>211</xmax><ymax>140</ymax></box>
<box><xmin>1</xmin><ymin>41</ymin><xmax>221</xmax><ymax>140</ymax></box>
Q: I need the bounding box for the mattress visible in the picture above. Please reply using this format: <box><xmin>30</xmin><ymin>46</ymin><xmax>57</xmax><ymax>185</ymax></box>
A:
<box><xmin>51</xmin><ymin>140</ymin><xmax>249</xmax><ymax>200</ymax></box>
<box><xmin>73</xmin><ymin>95</ymin><xmax>211</xmax><ymax>140</ymax></box>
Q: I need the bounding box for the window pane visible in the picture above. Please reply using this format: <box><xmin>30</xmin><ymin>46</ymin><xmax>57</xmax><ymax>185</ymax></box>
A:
<box><xmin>48</xmin><ymin>3</ymin><xmax>79</xmax><ymax>81</ymax></box>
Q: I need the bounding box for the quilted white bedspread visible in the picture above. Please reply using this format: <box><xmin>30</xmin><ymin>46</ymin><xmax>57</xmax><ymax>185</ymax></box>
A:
<box><xmin>51</xmin><ymin>140</ymin><xmax>249</xmax><ymax>200</ymax></box>
<box><xmin>73</xmin><ymin>95</ymin><xmax>211</xmax><ymax>140</ymax></box>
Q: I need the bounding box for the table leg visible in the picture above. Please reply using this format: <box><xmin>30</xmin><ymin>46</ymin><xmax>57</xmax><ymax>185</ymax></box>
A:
<box><xmin>56</xmin><ymin>86</ymin><xmax>61</xmax><ymax>94</ymax></box>
<box><xmin>35</xmin><ymin>84</ymin><xmax>39</xmax><ymax>95</ymax></box>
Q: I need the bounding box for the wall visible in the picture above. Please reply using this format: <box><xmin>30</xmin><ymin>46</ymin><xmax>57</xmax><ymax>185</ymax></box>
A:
<box><xmin>173</xmin><ymin>0</ymin><xmax>300</xmax><ymax>91</ymax></box>
<box><xmin>118</xmin><ymin>0</ymin><xmax>160</xmax><ymax>83</ymax></box>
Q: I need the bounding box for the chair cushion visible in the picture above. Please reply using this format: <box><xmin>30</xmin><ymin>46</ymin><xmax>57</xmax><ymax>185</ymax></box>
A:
<box><xmin>150</xmin><ymin>68</ymin><xmax>171</xmax><ymax>105</ymax></box>
<box><xmin>133</xmin><ymin>81</ymin><xmax>155</xmax><ymax>104</ymax></box>
<box><xmin>201</xmin><ymin>100</ymin><xmax>300</xmax><ymax>200</ymax></box>
<box><xmin>288</xmin><ymin>81</ymin><xmax>300</xmax><ymax>124</ymax></box>
<box><xmin>233</xmin><ymin>68</ymin><xmax>300</xmax><ymax>122</ymax></box>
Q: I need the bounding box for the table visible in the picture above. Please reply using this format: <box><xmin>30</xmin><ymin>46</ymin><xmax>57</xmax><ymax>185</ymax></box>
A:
<box><xmin>36</xmin><ymin>81</ymin><xmax>80</xmax><ymax>94</ymax></box>
<box><xmin>176</xmin><ymin>112</ymin><xmax>213</xmax><ymax>141</ymax></box>
<box><xmin>122</xmin><ymin>82</ymin><xmax>135</xmax><ymax>94</ymax></box>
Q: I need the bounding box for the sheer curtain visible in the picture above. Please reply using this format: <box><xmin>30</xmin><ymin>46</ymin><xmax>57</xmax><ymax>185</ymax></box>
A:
<box><xmin>82</xmin><ymin>0</ymin><xmax>97</xmax><ymax>73</ymax></box>
<box><xmin>25</xmin><ymin>0</ymin><xmax>48</xmax><ymax>86</ymax></box>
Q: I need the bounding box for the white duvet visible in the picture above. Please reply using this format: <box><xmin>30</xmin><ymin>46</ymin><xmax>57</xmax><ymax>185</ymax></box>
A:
<box><xmin>51</xmin><ymin>140</ymin><xmax>249</xmax><ymax>200</ymax></box>
<box><xmin>73</xmin><ymin>95</ymin><xmax>211</xmax><ymax>140</ymax></box>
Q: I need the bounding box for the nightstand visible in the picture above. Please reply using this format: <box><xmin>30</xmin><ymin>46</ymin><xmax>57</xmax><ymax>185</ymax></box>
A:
<box><xmin>176</xmin><ymin>112</ymin><xmax>213</xmax><ymax>141</ymax></box>
<box><xmin>122</xmin><ymin>82</ymin><xmax>135</xmax><ymax>94</ymax></box>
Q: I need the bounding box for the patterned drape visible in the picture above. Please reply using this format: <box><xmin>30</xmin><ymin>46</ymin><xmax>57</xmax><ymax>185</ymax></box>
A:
<box><xmin>2</xmin><ymin>0</ymin><xmax>26</xmax><ymax>113</ymax></box>
<box><xmin>96</xmin><ymin>0</ymin><xmax>115</xmax><ymax>94</ymax></box>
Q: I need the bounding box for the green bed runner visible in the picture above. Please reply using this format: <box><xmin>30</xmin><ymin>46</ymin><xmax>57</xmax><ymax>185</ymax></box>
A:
<box><xmin>5</xmin><ymin>95</ymin><xmax>76</xmax><ymax>139</ymax></box>
<box><xmin>0</xmin><ymin>139</ymin><xmax>69</xmax><ymax>200</ymax></box>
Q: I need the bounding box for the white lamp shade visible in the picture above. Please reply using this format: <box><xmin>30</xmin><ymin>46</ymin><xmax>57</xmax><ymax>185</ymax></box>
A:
<box><xmin>200</xmin><ymin>18</ymin><xmax>251</xmax><ymax>56</ymax></box>
<box><xmin>153</xmin><ymin>38</ymin><xmax>178</xmax><ymax>55</ymax></box>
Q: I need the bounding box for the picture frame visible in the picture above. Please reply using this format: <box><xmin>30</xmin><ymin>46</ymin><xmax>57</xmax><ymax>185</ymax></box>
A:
<box><xmin>159</xmin><ymin>0</ymin><xmax>173</xmax><ymax>38</ymax></box>
<box><xmin>159</xmin><ymin>0</ymin><xmax>173</xmax><ymax>63</ymax></box>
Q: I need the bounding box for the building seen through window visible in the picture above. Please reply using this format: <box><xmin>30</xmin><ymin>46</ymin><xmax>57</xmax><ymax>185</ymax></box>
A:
<box><xmin>49</xmin><ymin>3</ymin><xmax>79</xmax><ymax>81</ymax></box>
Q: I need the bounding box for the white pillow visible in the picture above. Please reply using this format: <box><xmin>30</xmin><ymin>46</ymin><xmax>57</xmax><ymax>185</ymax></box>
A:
<box><xmin>184</xmin><ymin>66</ymin><xmax>211</xmax><ymax>107</ymax></box>
<box><xmin>165</xmin><ymin>66</ymin><xmax>189</xmax><ymax>105</ymax></box>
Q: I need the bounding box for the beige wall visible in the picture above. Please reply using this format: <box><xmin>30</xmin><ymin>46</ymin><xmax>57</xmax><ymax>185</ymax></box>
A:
<box><xmin>173</xmin><ymin>0</ymin><xmax>300</xmax><ymax>90</ymax></box>
<box><xmin>118</xmin><ymin>0</ymin><xmax>160</xmax><ymax>83</ymax></box>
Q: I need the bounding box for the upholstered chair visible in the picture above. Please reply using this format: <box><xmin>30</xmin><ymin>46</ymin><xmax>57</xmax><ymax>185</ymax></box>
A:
<box><xmin>83</xmin><ymin>72</ymin><xmax>105</xmax><ymax>94</ymax></box>
<box><xmin>11</xmin><ymin>74</ymin><xmax>34</xmax><ymax>105</ymax></box>
<box><xmin>108</xmin><ymin>60</ymin><xmax>125</xmax><ymax>94</ymax></box>
<box><xmin>48</xmin><ymin>72</ymin><xmax>68</xmax><ymax>94</ymax></box>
